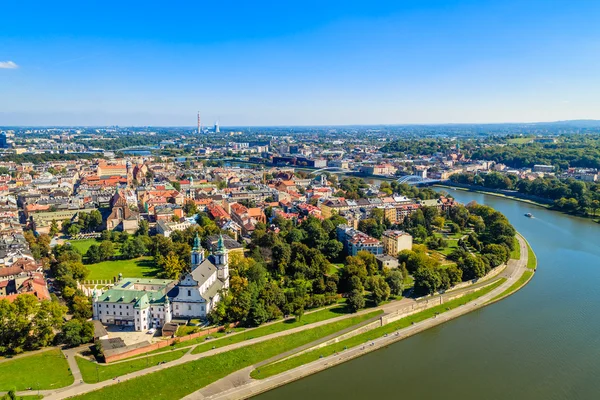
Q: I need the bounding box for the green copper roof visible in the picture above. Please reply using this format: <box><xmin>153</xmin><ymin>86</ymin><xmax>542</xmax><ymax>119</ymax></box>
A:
<box><xmin>217</xmin><ymin>234</ymin><xmax>225</xmax><ymax>252</ymax></box>
<box><xmin>193</xmin><ymin>233</ymin><xmax>202</xmax><ymax>251</ymax></box>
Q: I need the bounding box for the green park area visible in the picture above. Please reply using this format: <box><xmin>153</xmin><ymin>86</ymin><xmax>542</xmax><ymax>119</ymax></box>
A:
<box><xmin>0</xmin><ymin>349</ymin><xmax>73</xmax><ymax>391</ymax></box>
<box><xmin>71</xmin><ymin>311</ymin><xmax>381</xmax><ymax>400</ymax></box>
<box><xmin>144</xmin><ymin>305</ymin><xmax>369</xmax><ymax>356</ymax></box>
<box><xmin>507</xmin><ymin>137</ymin><xmax>533</xmax><ymax>144</ymax></box>
<box><xmin>68</xmin><ymin>239</ymin><xmax>160</xmax><ymax>281</ymax></box>
<box><xmin>67</xmin><ymin>239</ymin><xmax>99</xmax><ymax>255</ymax></box>
<box><xmin>190</xmin><ymin>305</ymin><xmax>377</xmax><ymax>355</ymax></box>
<box><xmin>77</xmin><ymin>349</ymin><xmax>188</xmax><ymax>383</ymax></box>
<box><xmin>85</xmin><ymin>256</ymin><xmax>158</xmax><ymax>281</ymax></box>
<box><xmin>252</xmin><ymin>278</ymin><xmax>506</xmax><ymax>379</ymax></box>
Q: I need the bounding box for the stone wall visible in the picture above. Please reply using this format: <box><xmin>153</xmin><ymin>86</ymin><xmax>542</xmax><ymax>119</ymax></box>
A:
<box><xmin>103</xmin><ymin>322</ymin><xmax>238</xmax><ymax>363</ymax></box>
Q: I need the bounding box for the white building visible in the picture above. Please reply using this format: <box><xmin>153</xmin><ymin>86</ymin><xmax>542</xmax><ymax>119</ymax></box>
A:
<box><xmin>92</xmin><ymin>278</ymin><xmax>174</xmax><ymax>331</ymax></box>
<box><xmin>171</xmin><ymin>234</ymin><xmax>229</xmax><ymax>319</ymax></box>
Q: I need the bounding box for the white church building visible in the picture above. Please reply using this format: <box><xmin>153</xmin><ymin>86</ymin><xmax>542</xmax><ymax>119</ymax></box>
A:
<box><xmin>92</xmin><ymin>234</ymin><xmax>230</xmax><ymax>331</ymax></box>
<box><xmin>171</xmin><ymin>234</ymin><xmax>229</xmax><ymax>319</ymax></box>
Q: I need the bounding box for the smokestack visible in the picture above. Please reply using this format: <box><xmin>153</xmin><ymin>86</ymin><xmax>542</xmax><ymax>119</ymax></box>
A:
<box><xmin>197</xmin><ymin>111</ymin><xmax>201</xmax><ymax>134</ymax></box>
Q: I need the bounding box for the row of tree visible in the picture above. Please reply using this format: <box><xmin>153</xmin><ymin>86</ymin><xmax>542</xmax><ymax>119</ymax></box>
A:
<box><xmin>450</xmin><ymin>173</ymin><xmax>600</xmax><ymax>216</ymax></box>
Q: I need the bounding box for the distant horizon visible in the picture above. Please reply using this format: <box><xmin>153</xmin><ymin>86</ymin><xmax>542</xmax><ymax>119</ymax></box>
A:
<box><xmin>2</xmin><ymin>118</ymin><xmax>600</xmax><ymax>129</ymax></box>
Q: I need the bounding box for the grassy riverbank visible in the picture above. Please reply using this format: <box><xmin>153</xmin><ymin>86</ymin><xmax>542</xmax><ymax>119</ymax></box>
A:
<box><xmin>510</xmin><ymin>237</ymin><xmax>521</xmax><ymax>259</ymax></box>
<box><xmin>527</xmin><ymin>240</ymin><xmax>537</xmax><ymax>270</ymax></box>
<box><xmin>70</xmin><ymin>311</ymin><xmax>381</xmax><ymax>400</ymax></box>
<box><xmin>251</xmin><ymin>279</ymin><xmax>506</xmax><ymax>380</ymax></box>
<box><xmin>489</xmin><ymin>271</ymin><xmax>534</xmax><ymax>303</ymax></box>
<box><xmin>436</xmin><ymin>184</ymin><xmax>552</xmax><ymax>209</ymax></box>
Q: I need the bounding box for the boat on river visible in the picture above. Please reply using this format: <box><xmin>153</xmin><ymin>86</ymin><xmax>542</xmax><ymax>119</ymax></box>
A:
<box><xmin>525</xmin><ymin>213</ymin><xmax>534</xmax><ymax>218</ymax></box>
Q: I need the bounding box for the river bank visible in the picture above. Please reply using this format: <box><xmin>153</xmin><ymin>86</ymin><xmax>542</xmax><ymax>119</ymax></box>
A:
<box><xmin>189</xmin><ymin>236</ymin><xmax>532</xmax><ymax>400</ymax></box>
<box><xmin>437</xmin><ymin>183</ymin><xmax>600</xmax><ymax>223</ymax></box>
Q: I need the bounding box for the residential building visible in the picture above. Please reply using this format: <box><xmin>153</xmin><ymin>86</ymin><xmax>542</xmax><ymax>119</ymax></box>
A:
<box><xmin>336</xmin><ymin>225</ymin><xmax>384</xmax><ymax>256</ymax></box>
<box><xmin>381</xmin><ymin>230</ymin><xmax>413</xmax><ymax>256</ymax></box>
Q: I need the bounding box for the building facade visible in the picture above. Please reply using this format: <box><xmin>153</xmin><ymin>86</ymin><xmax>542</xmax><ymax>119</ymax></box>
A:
<box><xmin>381</xmin><ymin>230</ymin><xmax>413</xmax><ymax>256</ymax></box>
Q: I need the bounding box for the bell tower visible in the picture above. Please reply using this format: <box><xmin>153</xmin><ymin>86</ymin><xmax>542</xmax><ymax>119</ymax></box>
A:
<box><xmin>190</xmin><ymin>233</ymin><xmax>204</xmax><ymax>270</ymax></box>
<box><xmin>214</xmin><ymin>234</ymin><xmax>229</xmax><ymax>284</ymax></box>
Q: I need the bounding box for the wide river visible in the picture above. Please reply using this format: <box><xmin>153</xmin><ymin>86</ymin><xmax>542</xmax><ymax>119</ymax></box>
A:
<box><xmin>254</xmin><ymin>189</ymin><xmax>600</xmax><ymax>400</ymax></box>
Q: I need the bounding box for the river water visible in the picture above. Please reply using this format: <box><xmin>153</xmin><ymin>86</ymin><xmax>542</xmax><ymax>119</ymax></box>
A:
<box><xmin>254</xmin><ymin>189</ymin><xmax>600</xmax><ymax>400</ymax></box>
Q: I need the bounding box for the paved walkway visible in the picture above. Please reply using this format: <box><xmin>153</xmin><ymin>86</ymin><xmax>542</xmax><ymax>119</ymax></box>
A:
<box><xmin>8</xmin><ymin>236</ymin><xmax>529</xmax><ymax>400</ymax></box>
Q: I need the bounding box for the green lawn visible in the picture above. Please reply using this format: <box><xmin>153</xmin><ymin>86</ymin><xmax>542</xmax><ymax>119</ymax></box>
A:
<box><xmin>0</xmin><ymin>349</ymin><xmax>73</xmax><ymax>391</ymax></box>
<box><xmin>507</xmin><ymin>137</ymin><xmax>533</xmax><ymax>144</ymax></box>
<box><xmin>190</xmin><ymin>305</ymin><xmax>365</xmax><ymax>355</ymax></box>
<box><xmin>77</xmin><ymin>350</ymin><xmax>188</xmax><ymax>383</ymax></box>
<box><xmin>527</xmin><ymin>241</ymin><xmax>537</xmax><ymax>270</ymax></box>
<box><xmin>86</xmin><ymin>256</ymin><xmax>159</xmax><ymax>281</ymax></box>
<box><xmin>490</xmin><ymin>271</ymin><xmax>533</xmax><ymax>302</ymax></box>
<box><xmin>70</xmin><ymin>311</ymin><xmax>381</xmax><ymax>400</ymax></box>
<box><xmin>510</xmin><ymin>237</ymin><xmax>521</xmax><ymax>260</ymax></box>
<box><xmin>252</xmin><ymin>279</ymin><xmax>506</xmax><ymax>379</ymax></box>
<box><xmin>68</xmin><ymin>239</ymin><xmax>100</xmax><ymax>254</ymax></box>
<box><xmin>436</xmin><ymin>239</ymin><xmax>458</xmax><ymax>256</ymax></box>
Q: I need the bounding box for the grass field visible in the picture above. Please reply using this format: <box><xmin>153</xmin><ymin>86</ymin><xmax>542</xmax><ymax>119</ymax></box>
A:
<box><xmin>511</xmin><ymin>237</ymin><xmax>521</xmax><ymax>260</ymax></box>
<box><xmin>0</xmin><ymin>349</ymin><xmax>73</xmax><ymax>391</ymax></box>
<box><xmin>86</xmin><ymin>256</ymin><xmax>159</xmax><ymax>281</ymax></box>
<box><xmin>77</xmin><ymin>349</ymin><xmax>188</xmax><ymax>383</ymax></box>
<box><xmin>68</xmin><ymin>239</ymin><xmax>100</xmax><ymax>254</ymax></box>
<box><xmin>507</xmin><ymin>137</ymin><xmax>533</xmax><ymax>144</ymax></box>
<box><xmin>71</xmin><ymin>311</ymin><xmax>381</xmax><ymax>400</ymax></box>
<box><xmin>527</xmin><ymin>241</ymin><xmax>537</xmax><ymax>270</ymax></box>
<box><xmin>252</xmin><ymin>279</ymin><xmax>506</xmax><ymax>379</ymax></box>
<box><xmin>190</xmin><ymin>306</ymin><xmax>367</xmax><ymax>355</ymax></box>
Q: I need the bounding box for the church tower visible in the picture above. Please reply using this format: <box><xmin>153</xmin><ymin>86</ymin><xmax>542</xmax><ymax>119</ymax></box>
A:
<box><xmin>190</xmin><ymin>233</ymin><xmax>204</xmax><ymax>270</ymax></box>
<box><xmin>213</xmin><ymin>234</ymin><xmax>229</xmax><ymax>285</ymax></box>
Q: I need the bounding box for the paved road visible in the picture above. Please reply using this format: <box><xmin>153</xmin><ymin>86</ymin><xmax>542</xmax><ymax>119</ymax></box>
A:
<box><xmin>187</xmin><ymin>235</ymin><xmax>529</xmax><ymax>400</ymax></box>
<box><xmin>13</xmin><ymin>236</ymin><xmax>529</xmax><ymax>400</ymax></box>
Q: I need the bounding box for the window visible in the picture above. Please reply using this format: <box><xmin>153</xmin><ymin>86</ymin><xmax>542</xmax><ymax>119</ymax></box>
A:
<box><xmin>113</xmin><ymin>305</ymin><xmax>115</xmax><ymax>308</ymax></box>
<box><xmin>188</xmin><ymin>305</ymin><xmax>192</xmax><ymax>311</ymax></box>
<box><xmin>176</xmin><ymin>305</ymin><xmax>179</xmax><ymax>310</ymax></box>
<box><xmin>120</xmin><ymin>312</ymin><xmax>122</xmax><ymax>315</ymax></box>
<box><xmin>188</xmin><ymin>290</ymin><xmax>191</xmax><ymax>296</ymax></box>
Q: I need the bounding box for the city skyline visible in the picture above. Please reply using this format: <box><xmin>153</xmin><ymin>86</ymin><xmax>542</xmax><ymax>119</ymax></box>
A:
<box><xmin>3</xmin><ymin>0</ymin><xmax>600</xmax><ymax>126</ymax></box>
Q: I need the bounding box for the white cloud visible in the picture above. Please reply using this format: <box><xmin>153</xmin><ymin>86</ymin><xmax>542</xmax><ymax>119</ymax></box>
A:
<box><xmin>0</xmin><ymin>61</ymin><xmax>18</xmax><ymax>69</ymax></box>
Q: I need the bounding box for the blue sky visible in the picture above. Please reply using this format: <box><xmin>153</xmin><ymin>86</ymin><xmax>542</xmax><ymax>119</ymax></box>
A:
<box><xmin>2</xmin><ymin>0</ymin><xmax>600</xmax><ymax>126</ymax></box>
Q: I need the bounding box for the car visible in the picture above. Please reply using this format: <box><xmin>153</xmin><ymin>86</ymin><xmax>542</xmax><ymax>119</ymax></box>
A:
<box><xmin>147</xmin><ymin>328</ymin><xmax>156</xmax><ymax>335</ymax></box>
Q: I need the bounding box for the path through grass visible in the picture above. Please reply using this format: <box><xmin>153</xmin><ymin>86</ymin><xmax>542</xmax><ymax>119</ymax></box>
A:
<box><xmin>191</xmin><ymin>305</ymin><xmax>362</xmax><ymax>355</ymax></box>
<box><xmin>77</xmin><ymin>349</ymin><xmax>188</xmax><ymax>383</ymax></box>
<box><xmin>71</xmin><ymin>311</ymin><xmax>381</xmax><ymax>400</ymax></box>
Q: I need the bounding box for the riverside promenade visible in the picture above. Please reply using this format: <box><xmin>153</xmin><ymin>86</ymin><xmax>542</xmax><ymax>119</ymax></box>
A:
<box><xmin>185</xmin><ymin>235</ymin><xmax>530</xmax><ymax>400</ymax></box>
